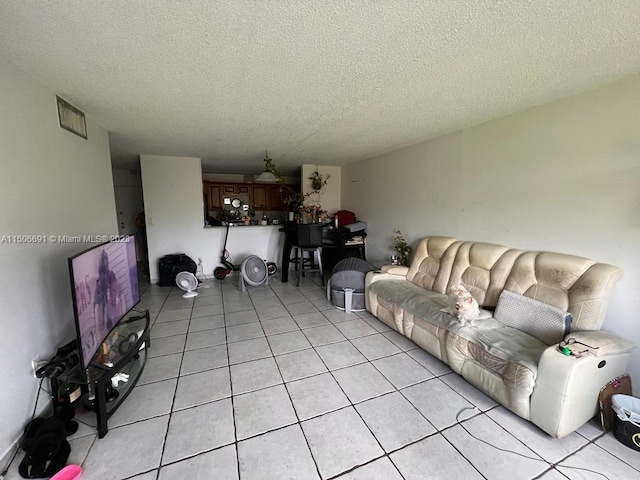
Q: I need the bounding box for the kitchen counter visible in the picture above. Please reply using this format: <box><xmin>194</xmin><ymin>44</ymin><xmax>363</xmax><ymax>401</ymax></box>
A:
<box><xmin>204</xmin><ymin>223</ymin><xmax>282</xmax><ymax>228</ymax></box>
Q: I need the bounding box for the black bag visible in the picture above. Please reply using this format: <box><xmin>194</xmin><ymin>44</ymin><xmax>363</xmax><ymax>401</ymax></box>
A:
<box><xmin>611</xmin><ymin>394</ymin><xmax>640</xmax><ymax>452</ymax></box>
<box><xmin>19</xmin><ymin>406</ymin><xmax>77</xmax><ymax>478</ymax></box>
<box><xmin>158</xmin><ymin>253</ymin><xmax>197</xmax><ymax>287</ymax></box>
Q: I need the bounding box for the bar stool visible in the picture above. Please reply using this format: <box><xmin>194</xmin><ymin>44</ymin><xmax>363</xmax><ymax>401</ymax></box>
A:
<box><xmin>293</xmin><ymin>224</ymin><xmax>324</xmax><ymax>286</ymax></box>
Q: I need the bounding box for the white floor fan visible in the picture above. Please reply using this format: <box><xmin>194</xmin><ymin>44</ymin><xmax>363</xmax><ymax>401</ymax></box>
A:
<box><xmin>239</xmin><ymin>256</ymin><xmax>270</xmax><ymax>292</ymax></box>
<box><xmin>175</xmin><ymin>271</ymin><xmax>199</xmax><ymax>298</ymax></box>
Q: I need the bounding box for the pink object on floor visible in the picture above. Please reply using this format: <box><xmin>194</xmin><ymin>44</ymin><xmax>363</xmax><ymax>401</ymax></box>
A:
<box><xmin>50</xmin><ymin>465</ymin><xmax>82</xmax><ymax>480</ymax></box>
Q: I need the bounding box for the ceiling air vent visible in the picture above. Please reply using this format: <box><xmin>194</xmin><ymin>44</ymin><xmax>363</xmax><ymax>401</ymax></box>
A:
<box><xmin>56</xmin><ymin>96</ymin><xmax>87</xmax><ymax>139</ymax></box>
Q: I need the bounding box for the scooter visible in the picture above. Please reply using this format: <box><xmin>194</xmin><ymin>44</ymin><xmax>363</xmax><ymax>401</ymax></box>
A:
<box><xmin>213</xmin><ymin>222</ymin><xmax>277</xmax><ymax>280</ymax></box>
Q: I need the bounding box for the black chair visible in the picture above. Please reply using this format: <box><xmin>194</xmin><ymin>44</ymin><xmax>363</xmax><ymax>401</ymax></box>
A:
<box><xmin>293</xmin><ymin>224</ymin><xmax>324</xmax><ymax>286</ymax></box>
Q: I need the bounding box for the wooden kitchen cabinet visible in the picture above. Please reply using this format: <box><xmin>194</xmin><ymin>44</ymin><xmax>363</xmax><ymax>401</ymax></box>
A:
<box><xmin>223</xmin><ymin>184</ymin><xmax>250</xmax><ymax>195</ymax></box>
<box><xmin>267</xmin><ymin>185</ymin><xmax>284</xmax><ymax>210</ymax></box>
<box><xmin>204</xmin><ymin>181</ymin><xmax>294</xmax><ymax>212</ymax></box>
<box><xmin>207</xmin><ymin>183</ymin><xmax>222</xmax><ymax>211</ymax></box>
<box><xmin>252</xmin><ymin>185</ymin><xmax>268</xmax><ymax>209</ymax></box>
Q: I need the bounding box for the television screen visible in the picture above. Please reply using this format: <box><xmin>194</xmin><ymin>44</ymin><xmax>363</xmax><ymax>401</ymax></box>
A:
<box><xmin>69</xmin><ymin>239</ymin><xmax>140</xmax><ymax>369</ymax></box>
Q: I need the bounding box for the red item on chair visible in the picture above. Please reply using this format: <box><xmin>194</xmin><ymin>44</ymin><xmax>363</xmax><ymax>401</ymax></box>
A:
<box><xmin>335</xmin><ymin>210</ymin><xmax>356</xmax><ymax>227</ymax></box>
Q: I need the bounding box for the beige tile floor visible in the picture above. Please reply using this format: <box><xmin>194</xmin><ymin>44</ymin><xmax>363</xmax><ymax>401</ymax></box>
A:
<box><xmin>6</xmin><ymin>273</ymin><xmax>640</xmax><ymax>479</ymax></box>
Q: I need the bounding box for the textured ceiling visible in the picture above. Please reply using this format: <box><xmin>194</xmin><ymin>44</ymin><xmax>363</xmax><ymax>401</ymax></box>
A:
<box><xmin>1</xmin><ymin>1</ymin><xmax>640</xmax><ymax>174</ymax></box>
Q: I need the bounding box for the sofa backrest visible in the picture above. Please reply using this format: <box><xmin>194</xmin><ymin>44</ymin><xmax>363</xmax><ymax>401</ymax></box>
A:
<box><xmin>445</xmin><ymin>242</ymin><xmax>525</xmax><ymax>307</ymax></box>
<box><xmin>407</xmin><ymin>237</ymin><xmax>458</xmax><ymax>293</ymax></box>
<box><xmin>503</xmin><ymin>252</ymin><xmax>623</xmax><ymax>331</ymax></box>
<box><xmin>407</xmin><ymin>237</ymin><xmax>623</xmax><ymax>331</ymax></box>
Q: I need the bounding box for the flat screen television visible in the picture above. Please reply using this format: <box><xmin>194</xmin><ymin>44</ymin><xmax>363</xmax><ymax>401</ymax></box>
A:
<box><xmin>69</xmin><ymin>239</ymin><xmax>140</xmax><ymax>369</ymax></box>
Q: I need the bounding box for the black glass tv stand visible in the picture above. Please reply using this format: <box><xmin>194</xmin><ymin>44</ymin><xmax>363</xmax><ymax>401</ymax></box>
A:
<box><xmin>53</xmin><ymin>309</ymin><xmax>151</xmax><ymax>438</ymax></box>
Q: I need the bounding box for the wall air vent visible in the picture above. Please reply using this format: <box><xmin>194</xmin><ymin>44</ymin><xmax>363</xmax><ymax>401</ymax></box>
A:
<box><xmin>56</xmin><ymin>96</ymin><xmax>87</xmax><ymax>139</ymax></box>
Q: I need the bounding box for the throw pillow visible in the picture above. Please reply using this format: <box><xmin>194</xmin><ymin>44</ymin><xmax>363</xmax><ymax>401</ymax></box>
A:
<box><xmin>494</xmin><ymin>290</ymin><xmax>572</xmax><ymax>345</ymax></box>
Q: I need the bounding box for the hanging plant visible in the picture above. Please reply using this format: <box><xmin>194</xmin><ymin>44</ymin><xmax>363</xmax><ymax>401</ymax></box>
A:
<box><xmin>309</xmin><ymin>169</ymin><xmax>330</xmax><ymax>192</ymax></box>
<box><xmin>263</xmin><ymin>154</ymin><xmax>309</xmax><ymax>212</ymax></box>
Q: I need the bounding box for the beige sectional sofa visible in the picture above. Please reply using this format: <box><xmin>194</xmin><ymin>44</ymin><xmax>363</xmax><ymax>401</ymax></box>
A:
<box><xmin>365</xmin><ymin>237</ymin><xmax>635</xmax><ymax>438</ymax></box>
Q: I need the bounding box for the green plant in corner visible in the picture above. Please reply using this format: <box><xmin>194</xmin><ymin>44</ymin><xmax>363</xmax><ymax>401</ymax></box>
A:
<box><xmin>393</xmin><ymin>230</ymin><xmax>411</xmax><ymax>266</ymax></box>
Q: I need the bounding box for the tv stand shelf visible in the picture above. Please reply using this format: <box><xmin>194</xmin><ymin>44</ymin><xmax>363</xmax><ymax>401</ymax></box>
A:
<box><xmin>54</xmin><ymin>309</ymin><xmax>151</xmax><ymax>438</ymax></box>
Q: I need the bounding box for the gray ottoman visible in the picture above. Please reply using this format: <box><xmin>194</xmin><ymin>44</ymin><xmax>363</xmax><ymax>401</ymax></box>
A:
<box><xmin>327</xmin><ymin>257</ymin><xmax>376</xmax><ymax>313</ymax></box>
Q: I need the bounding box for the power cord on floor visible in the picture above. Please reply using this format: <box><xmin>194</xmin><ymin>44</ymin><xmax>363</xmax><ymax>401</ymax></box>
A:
<box><xmin>0</xmin><ymin>378</ymin><xmax>45</xmax><ymax>480</ymax></box>
<box><xmin>195</xmin><ymin>258</ymin><xmax>210</xmax><ymax>288</ymax></box>
<box><xmin>455</xmin><ymin>407</ymin><xmax>610</xmax><ymax>480</ymax></box>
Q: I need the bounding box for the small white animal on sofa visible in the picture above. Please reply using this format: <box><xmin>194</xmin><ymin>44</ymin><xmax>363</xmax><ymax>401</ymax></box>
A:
<box><xmin>445</xmin><ymin>283</ymin><xmax>480</xmax><ymax>325</ymax></box>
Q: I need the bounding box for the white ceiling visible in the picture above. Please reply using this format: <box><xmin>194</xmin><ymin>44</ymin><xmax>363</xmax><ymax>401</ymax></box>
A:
<box><xmin>1</xmin><ymin>1</ymin><xmax>640</xmax><ymax>174</ymax></box>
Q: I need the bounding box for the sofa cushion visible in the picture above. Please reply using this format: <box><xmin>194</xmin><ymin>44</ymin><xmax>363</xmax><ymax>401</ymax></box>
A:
<box><xmin>494</xmin><ymin>290</ymin><xmax>572</xmax><ymax>345</ymax></box>
<box><xmin>409</xmin><ymin>308</ymin><xmax>547</xmax><ymax>417</ymax></box>
<box><xmin>443</xmin><ymin>321</ymin><xmax>548</xmax><ymax>417</ymax></box>
<box><xmin>446</xmin><ymin>242</ymin><xmax>524</xmax><ymax>307</ymax></box>
<box><xmin>369</xmin><ymin>279</ymin><xmax>547</xmax><ymax>416</ymax></box>
<box><xmin>369</xmin><ymin>279</ymin><xmax>546</xmax><ymax>371</ymax></box>
<box><xmin>406</xmin><ymin>237</ymin><xmax>458</xmax><ymax>293</ymax></box>
<box><xmin>503</xmin><ymin>252</ymin><xmax>624</xmax><ymax>331</ymax></box>
<box><xmin>368</xmin><ymin>279</ymin><xmax>445</xmax><ymax>334</ymax></box>
<box><xmin>411</xmin><ymin>309</ymin><xmax>546</xmax><ymax>375</ymax></box>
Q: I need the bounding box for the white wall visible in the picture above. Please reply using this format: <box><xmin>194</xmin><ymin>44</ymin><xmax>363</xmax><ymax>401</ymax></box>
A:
<box><xmin>140</xmin><ymin>156</ymin><xmax>284</xmax><ymax>283</ymax></box>
<box><xmin>301</xmin><ymin>164</ymin><xmax>342</xmax><ymax>214</ymax></box>
<box><xmin>0</xmin><ymin>58</ymin><xmax>117</xmax><ymax>461</ymax></box>
<box><xmin>342</xmin><ymin>75</ymin><xmax>640</xmax><ymax>392</ymax></box>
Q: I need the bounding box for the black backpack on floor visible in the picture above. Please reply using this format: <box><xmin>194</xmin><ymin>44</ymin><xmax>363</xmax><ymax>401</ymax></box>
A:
<box><xmin>158</xmin><ymin>253</ymin><xmax>197</xmax><ymax>287</ymax></box>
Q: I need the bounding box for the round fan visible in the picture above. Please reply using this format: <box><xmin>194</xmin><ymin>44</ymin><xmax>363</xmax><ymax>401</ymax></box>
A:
<box><xmin>239</xmin><ymin>255</ymin><xmax>269</xmax><ymax>291</ymax></box>
<box><xmin>175</xmin><ymin>271</ymin><xmax>199</xmax><ymax>298</ymax></box>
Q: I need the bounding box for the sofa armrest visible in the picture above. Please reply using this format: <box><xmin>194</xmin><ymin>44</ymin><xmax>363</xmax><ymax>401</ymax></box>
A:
<box><xmin>562</xmin><ymin>330</ymin><xmax>636</xmax><ymax>357</ymax></box>
<box><xmin>365</xmin><ymin>270</ymin><xmax>409</xmax><ymax>317</ymax></box>
<box><xmin>530</xmin><ymin>331</ymin><xmax>636</xmax><ymax>438</ymax></box>
<box><xmin>380</xmin><ymin>265</ymin><xmax>409</xmax><ymax>276</ymax></box>
<box><xmin>365</xmin><ymin>270</ymin><xmax>407</xmax><ymax>290</ymax></box>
